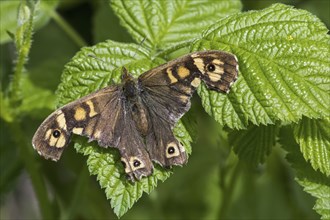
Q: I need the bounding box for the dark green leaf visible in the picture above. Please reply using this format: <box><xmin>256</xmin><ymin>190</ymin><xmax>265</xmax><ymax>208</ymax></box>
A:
<box><xmin>229</xmin><ymin>124</ymin><xmax>278</xmax><ymax>166</ymax></box>
<box><xmin>293</xmin><ymin>117</ymin><xmax>330</xmax><ymax>176</ymax></box>
<box><xmin>280</xmin><ymin>126</ymin><xmax>330</xmax><ymax>219</ymax></box>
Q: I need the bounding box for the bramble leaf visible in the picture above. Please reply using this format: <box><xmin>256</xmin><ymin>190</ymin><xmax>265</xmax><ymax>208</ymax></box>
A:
<box><xmin>228</xmin><ymin>124</ymin><xmax>278</xmax><ymax>166</ymax></box>
<box><xmin>193</xmin><ymin>3</ymin><xmax>330</xmax><ymax>129</ymax></box>
<box><xmin>293</xmin><ymin>117</ymin><xmax>330</xmax><ymax>176</ymax></box>
<box><xmin>110</xmin><ymin>0</ymin><xmax>242</xmax><ymax>50</ymax></box>
<box><xmin>280</xmin><ymin>127</ymin><xmax>330</xmax><ymax>219</ymax></box>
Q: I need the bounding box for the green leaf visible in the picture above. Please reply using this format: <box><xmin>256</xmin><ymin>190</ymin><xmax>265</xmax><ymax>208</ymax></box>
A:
<box><xmin>18</xmin><ymin>75</ymin><xmax>56</xmax><ymax>115</ymax></box>
<box><xmin>0</xmin><ymin>92</ymin><xmax>13</xmax><ymax>122</ymax></box>
<box><xmin>193</xmin><ymin>3</ymin><xmax>330</xmax><ymax>129</ymax></box>
<box><xmin>93</xmin><ymin>1</ymin><xmax>133</xmax><ymax>43</ymax></box>
<box><xmin>279</xmin><ymin>126</ymin><xmax>330</xmax><ymax>219</ymax></box>
<box><xmin>57</xmin><ymin>40</ymin><xmax>192</xmax><ymax>218</ymax></box>
<box><xmin>228</xmin><ymin>124</ymin><xmax>278</xmax><ymax>166</ymax></box>
<box><xmin>0</xmin><ymin>0</ymin><xmax>58</xmax><ymax>44</ymax></box>
<box><xmin>293</xmin><ymin>117</ymin><xmax>330</xmax><ymax>176</ymax></box>
<box><xmin>0</xmin><ymin>1</ymin><xmax>21</xmax><ymax>44</ymax></box>
<box><xmin>110</xmin><ymin>0</ymin><xmax>242</xmax><ymax>50</ymax></box>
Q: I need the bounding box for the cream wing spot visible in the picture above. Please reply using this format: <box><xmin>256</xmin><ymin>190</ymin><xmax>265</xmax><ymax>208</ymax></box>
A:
<box><xmin>214</xmin><ymin>66</ymin><xmax>224</xmax><ymax>75</ymax></box>
<box><xmin>93</xmin><ymin>130</ymin><xmax>101</xmax><ymax>139</ymax></box>
<box><xmin>129</xmin><ymin>157</ymin><xmax>145</xmax><ymax>171</ymax></box>
<box><xmin>45</xmin><ymin>129</ymin><xmax>52</xmax><ymax>140</ymax></box>
<box><xmin>193</xmin><ymin>58</ymin><xmax>205</xmax><ymax>74</ymax></box>
<box><xmin>49</xmin><ymin>135</ymin><xmax>57</xmax><ymax>147</ymax></box>
<box><xmin>166</xmin><ymin>142</ymin><xmax>180</xmax><ymax>158</ymax></box>
<box><xmin>55</xmin><ymin>134</ymin><xmax>66</xmax><ymax>148</ymax></box>
<box><xmin>56</xmin><ymin>111</ymin><xmax>67</xmax><ymax>131</ymax></box>
<box><xmin>191</xmin><ymin>77</ymin><xmax>201</xmax><ymax>87</ymax></box>
<box><xmin>86</xmin><ymin>100</ymin><xmax>98</xmax><ymax>117</ymax></box>
<box><xmin>212</xmin><ymin>59</ymin><xmax>224</xmax><ymax>65</ymax></box>
<box><xmin>179</xmin><ymin>95</ymin><xmax>189</xmax><ymax>103</ymax></box>
<box><xmin>208</xmin><ymin>72</ymin><xmax>222</xmax><ymax>82</ymax></box>
<box><xmin>121</xmin><ymin>158</ymin><xmax>131</xmax><ymax>173</ymax></box>
<box><xmin>166</xmin><ymin>68</ymin><xmax>178</xmax><ymax>84</ymax></box>
<box><xmin>72</xmin><ymin>127</ymin><xmax>83</xmax><ymax>135</ymax></box>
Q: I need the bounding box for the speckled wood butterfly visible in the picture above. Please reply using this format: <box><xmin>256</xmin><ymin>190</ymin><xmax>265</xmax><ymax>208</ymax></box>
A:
<box><xmin>32</xmin><ymin>50</ymin><xmax>239</xmax><ymax>181</ymax></box>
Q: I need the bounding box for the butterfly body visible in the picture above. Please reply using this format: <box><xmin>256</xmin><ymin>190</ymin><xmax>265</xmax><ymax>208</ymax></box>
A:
<box><xmin>32</xmin><ymin>50</ymin><xmax>239</xmax><ymax>181</ymax></box>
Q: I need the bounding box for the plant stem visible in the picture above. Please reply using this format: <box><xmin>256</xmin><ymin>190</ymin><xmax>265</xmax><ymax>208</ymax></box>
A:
<box><xmin>49</xmin><ymin>9</ymin><xmax>87</xmax><ymax>48</ymax></box>
<box><xmin>218</xmin><ymin>160</ymin><xmax>241</xmax><ymax>219</ymax></box>
<box><xmin>60</xmin><ymin>167</ymin><xmax>89</xmax><ymax>220</ymax></box>
<box><xmin>10</xmin><ymin>1</ymin><xmax>35</xmax><ymax>105</ymax></box>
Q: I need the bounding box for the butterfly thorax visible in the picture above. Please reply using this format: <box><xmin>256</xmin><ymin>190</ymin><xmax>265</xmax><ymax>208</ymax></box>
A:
<box><xmin>121</xmin><ymin>72</ymin><xmax>149</xmax><ymax>136</ymax></box>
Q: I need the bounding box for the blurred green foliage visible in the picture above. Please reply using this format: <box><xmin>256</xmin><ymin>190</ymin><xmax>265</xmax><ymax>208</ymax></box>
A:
<box><xmin>0</xmin><ymin>0</ymin><xmax>329</xmax><ymax>219</ymax></box>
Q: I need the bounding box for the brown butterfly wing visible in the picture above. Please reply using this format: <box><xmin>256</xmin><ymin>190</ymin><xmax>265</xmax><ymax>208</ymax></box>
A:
<box><xmin>138</xmin><ymin>54</ymin><xmax>199</xmax><ymax>166</ymax></box>
<box><xmin>32</xmin><ymin>86</ymin><xmax>121</xmax><ymax>161</ymax></box>
<box><xmin>32</xmin><ymin>84</ymin><xmax>153</xmax><ymax>180</ymax></box>
<box><xmin>138</xmin><ymin>51</ymin><xmax>238</xmax><ymax>167</ymax></box>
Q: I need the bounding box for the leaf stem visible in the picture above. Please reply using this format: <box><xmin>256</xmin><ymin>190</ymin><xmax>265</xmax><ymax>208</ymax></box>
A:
<box><xmin>48</xmin><ymin>9</ymin><xmax>87</xmax><ymax>48</ymax></box>
<box><xmin>8</xmin><ymin>2</ymin><xmax>53</xmax><ymax>218</ymax></box>
<box><xmin>218</xmin><ymin>160</ymin><xmax>241</xmax><ymax>219</ymax></box>
<box><xmin>60</xmin><ymin>167</ymin><xmax>89</xmax><ymax>220</ymax></box>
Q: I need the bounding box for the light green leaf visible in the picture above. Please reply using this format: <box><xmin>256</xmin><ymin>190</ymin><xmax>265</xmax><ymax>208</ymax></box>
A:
<box><xmin>228</xmin><ymin>124</ymin><xmax>278</xmax><ymax>166</ymax></box>
<box><xmin>293</xmin><ymin>117</ymin><xmax>330</xmax><ymax>176</ymax></box>
<box><xmin>0</xmin><ymin>92</ymin><xmax>13</xmax><ymax>122</ymax></box>
<box><xmin>57</xmin><ymin>40</ymin><xmax>192</xmax><ymax>218</ymax></box>
<box><xmin>193</xmin><ymin>3</ymin><xmax>330</xmax><ymax>129</ymax></box>
<box><xmin>280</xmin><ymin>127</ymin><xmax>330</xmax><ymax>219</ymax></box>
<box><xmin>0</xmin><ymin>0</ymin><xmax>58</xmax><ymax>44</ymax></box>
<box><xmin>18</xmin><ymin>75</ymin><xmax>56</xmax><ymax>115</ymax></box>
<box><xmin>110</xmin><ymin>0</ymin><xmax>242</xmax><ymax>50</ymax></box>
<box><xmin>0</xmin><ymin>1</ymin><xmax>21</xmax><ymax>44</ymax></box>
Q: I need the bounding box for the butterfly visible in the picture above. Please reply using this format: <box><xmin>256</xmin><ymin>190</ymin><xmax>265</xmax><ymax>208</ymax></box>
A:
<box><xmin>32</xmin><ymin>50</ymin><xmax>239</xmax><ymax>181</ymax></box>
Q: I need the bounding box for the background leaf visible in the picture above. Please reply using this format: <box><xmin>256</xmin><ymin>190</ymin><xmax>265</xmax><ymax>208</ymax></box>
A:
<box><xmin>280</xmin><ymin>126</ymin><xmax>330</xmax><ymax>219</ymax></box>
<box><xmin>293</xmin><ymin>117</ymin><xmax>330</xmax><ymax>176</ymax></box>
<box><xmin>193</xmin><ymin>3</ymin><xmax>330</xmax><ymax>129</ymax></box>
<box><xmin>228</xmin><ymin>124</ymin><xmax>278</xmax><ymax>166</ymax></box>
<box><xmin>0</xmin><ymin>0</ymin><xmax>58</xmax><ymax>44</ymax></box>
<box><xmin>110</xmin><ymin>0</ymin><xmax>242</xmax><ymax>50</ymax></box>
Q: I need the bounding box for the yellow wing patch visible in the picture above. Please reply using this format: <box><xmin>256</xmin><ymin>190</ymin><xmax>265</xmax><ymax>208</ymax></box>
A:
<box><xmin>166</xmin><ymin>68</ymin><xmax>178</xmax><ymax>84</ymax></box>
<box><xmin>86</xmin><ymin>100</ymin><xmax>98</xmax><ymax>117</ymax></box>
<box><xmin>177</xmin><ymin>66</ymin><xmax>190</xmax><ymax>79</ymax></box>
<box><xmin>74</xmin><ymin>107</ymin><xmax>87</xmax><ymax>121</ymax></box>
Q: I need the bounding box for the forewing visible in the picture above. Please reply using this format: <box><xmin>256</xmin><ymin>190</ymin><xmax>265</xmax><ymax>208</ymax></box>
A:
<box><xmin>191</xmin><ymin>50</ymin><xmax>239</xmax><ymax>92</ymax></box>
<box><xmin>138</xmin><ymin>50</ymin><xmax>238</xmax><ymax>167</ymax></box>
<box><xmin>138</xmin><ymin>53</ymin><xmax>200</xmax><ymax>167</ymax></box>
<box><xmin>32</xmin><ymin>86</ymin><xmax>123</xmax><ymax>161</ymax></box>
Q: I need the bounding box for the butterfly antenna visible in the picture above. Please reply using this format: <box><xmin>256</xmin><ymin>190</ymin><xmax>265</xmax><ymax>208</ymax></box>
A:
<box><xmin>87</xmin><ymin>54</ymin><xmax>108</xmax><ymax>64</ymax></box>
<box><xmin>132</xmin><ymin>37</ymin><xmax>146</xmax><ymax>59</ymax></box>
